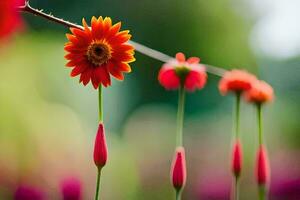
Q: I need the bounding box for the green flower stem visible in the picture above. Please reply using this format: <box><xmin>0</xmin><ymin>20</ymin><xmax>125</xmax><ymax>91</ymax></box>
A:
<box><xmin>94</xmin><ymin>168</ymin><xmax>102</xmax><ymax>200</ymax></box>
<box><xmin>176</xmin><ymin>86</ymin><xmax>186</xmax><ymax>147</ymax></box>
<box><xmin>98</xmin><ymin>85</ymin><xmax>103</xmax><ymax>123</ymax></box>
<box><xmin>257</xmin><ymin>103</ymin><xmax>263</xmax><ymax>146</ymax></box>
<box><xmin>235</xmin><ymin>93</ymin><xmax>241</xmax><ymax>139</ymax></box>
<box><xmin>233</xmin><ymin>93</ymin><xmax>241</xmax><ymax>200</ymax></box>
<box><xmin>235</xmin><ymin>176</ymin><xmax>240</xmax><ymax>200</ymax></box>
<box><xmin>257</xmin><ymin>103</ymin><xmax>267</xmax><ymax>200</ymax></box>
<box><xmin>258</xmin><ymin>185</ymin><xmax>266</xmax><ymax>200</ymax></box>
<box><xmin>176</xmin><ymin>189</ymin><xmax>182</xmax><ymax>200</ymax></box>
<box><xmin>94</xmin><ymin>86</ymin><xmax>104</xmax><ymax>200</ymax></box>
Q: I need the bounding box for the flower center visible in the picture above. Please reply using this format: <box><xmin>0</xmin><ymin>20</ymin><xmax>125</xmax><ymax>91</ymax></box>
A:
<box><xmin>175</xmin><ymin>65</ymin><xmax>190</xmax><ymax>84</ymax></box>
<box><xmin>86</xmin><ymin>42</ymin><xmax>112</xmax><ymax>66</ymax></box>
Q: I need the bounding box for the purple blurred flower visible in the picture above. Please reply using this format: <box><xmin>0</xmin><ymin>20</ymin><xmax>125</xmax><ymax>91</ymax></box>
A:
<box><xmin>14</xmin><ymin>185</ymin><xmax>44</xmax><ymax>200</ymax></box>
<box><xmin>60</xmin><ymin>177</ymin><xmax>82</xmax><ymax>200</ymax></box>
<box><xmin>196</xmin><ymin>175</ymin><xmax>230</xmax><ymax>200</ymax></box>
<box><xmin>270</xmin><ymin>178</ymin><xmax>300</xmax><ymax>200</ymax></box>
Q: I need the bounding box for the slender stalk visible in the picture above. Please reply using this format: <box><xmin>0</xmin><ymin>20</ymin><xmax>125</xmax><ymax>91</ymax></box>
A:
<box><xmin>232</xmin><ymin>92</ymin><xmax>241</xmax><ymax>200</ymax></box>
<box><xmin>235</xmin><ymin>176</ymin><xmax>239</xmax><ymax>200</ymax></box>
<box><xmin>18</xmin><ymin>3</ymin><xmax>226</xmax><ymax>77</ymax></box>
<box><xmin>175</xmin><ymin>190</ymin><xmax>182</xmax><ymax>200</ymax></box>
<box><xmin>257</xmin><ymin>104</ymin><xmax>267</xmax><ymax>200</ymax></box>
<box><xmin>94</xmin><ymin>86</ymin><xmax>104</xmax><ymax>199</ymax></box>
<box><xmin>235</xmin><ymin>93</ymin><xmax>241</xmax><ymax>139</ymax></box>
<box><xmin>98</xmin><ymin>85</ymin><xmax>103</xmax><ymax>123</ymax></box>
<box><xmin>176</xmin><ymin>86</ymin><xmax>185</xmax><ymax>147</ymax></box>
<box><xmin>94</xmin><ymin>168</ymin><xmax>102</xmax><ymax>200</ymax></box>
<box><xmin>257</xmin><ymin>103</ymin><xmax>263</xmax><ymax>146</ymax></box>
<box><xmin>258</xmin><ymin>185</ymin><xmax>266</xmax><ymax>200</ymax></box>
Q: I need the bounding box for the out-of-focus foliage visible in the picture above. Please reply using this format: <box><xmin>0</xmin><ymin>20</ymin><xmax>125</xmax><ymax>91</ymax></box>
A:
<box><xmin>0</xmin><ymin>0</ymin><xmax>300</xmax><ymax>199</ymax></box>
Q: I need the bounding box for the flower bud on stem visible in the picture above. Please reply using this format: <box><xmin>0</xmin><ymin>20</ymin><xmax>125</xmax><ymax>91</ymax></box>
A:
<box><xmin>171</xmin><ymin>147</ymin><xmax>187</xmax><ymax>200</ymax></box>
<box><xmin>232</xmin><ymin>92</ymin><xmax>242</xmax><ymax>200</ymax></box>
<box><xmin>255</xmin><ymin>104</ymin><xmax>270</xmax><ymax>200</ymax></box>
<box><xmin>94</xmin><ymin>86</ymin><xmax>106</xmax><ymax>200</ymax></box>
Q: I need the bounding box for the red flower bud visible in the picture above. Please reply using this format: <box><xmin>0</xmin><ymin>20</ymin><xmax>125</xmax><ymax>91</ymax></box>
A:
<box><xmin>93</xmin><ymin>123</ymin><xmax>108</xmax><ymax>169</ymax></box>
<box><xmin>255</xmin><ymin>145</ymin><xmax>270</xmax><ymax>185</ymax></box>
<box><xmin>170</xmin><ymin>147</ymin><xmax>187</xmax><ymax>191</ymax></box>
<box><xmin>232</xmin><ymin>140</ymin><xmax>242</xmax><ymax>177</ymax></box>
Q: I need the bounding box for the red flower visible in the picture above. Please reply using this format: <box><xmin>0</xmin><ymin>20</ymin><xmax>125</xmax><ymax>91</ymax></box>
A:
<box><xmin>170</xmin><ymin>147</ymin><xmax>187</xmax><ymax>191</ymax></box>
<box><xmin>0</xmin><ymin>0</ymin><xmax>23</xmax><ymax>39</ymax></box>
<box><xmin>60</xmin><ymin>177</ymin><xmax>82</xmax><ymax>200</ymax></box>
<box><xmin>231</xmin><ymin>139</ymin><xmax>242</xmax><ymax>177</ymax></box>
<box><xmin>255</xmin><ymin>145</ymin><xmax>270</xmax><ymax>185</ymax></box>
<box><xmin>64</xmin><ymin>17</ymin><xmax>135</xmax><ymax>89</ymax></box>
<box><xmin>158</xmin><ymin>52</ymin><xmax>207</xmax><ymax>92</ymax></box>
<box><xmin>219</xmin><ymin>69</ymin><xmax>257</xmax><ymax>95</ymax></box>
<box><xmin>245</xmin><ymin>80</ymin><xmax>274</xmax><ymax>104</ymax></box>
<box><xmin>93</xmin><ymin>123</ymin><xmax>108</xmax><ymax>169</ymax></box>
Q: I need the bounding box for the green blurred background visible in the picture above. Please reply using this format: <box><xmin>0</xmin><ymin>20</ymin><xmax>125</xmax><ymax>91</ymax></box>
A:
<box><xmin>1</xmin><ymin>0</ymin><xmax>300</xmax><ymax>199</ymax></box>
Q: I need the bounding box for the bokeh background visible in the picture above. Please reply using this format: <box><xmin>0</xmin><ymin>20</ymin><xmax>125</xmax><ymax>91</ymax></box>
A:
<box><xmin>1</xmin><ymin>0</ymin><xmax>300</xmax><ymax>199</ymax></box>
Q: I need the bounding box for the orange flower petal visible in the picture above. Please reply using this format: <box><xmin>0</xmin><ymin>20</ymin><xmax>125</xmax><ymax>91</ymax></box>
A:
<box><xmin>107</xmin><ymin>22</ymin><xmax>121</xmax><ymax>39</ymax></box>
<box><xmin>187</xmin><ymin>57</ymin><xmax>200</xmax><ymax>64</ymax></box>
<box><xmin>176</xmin><ymin>52</ymin><xmax>186</xmax><ymax>62</ymax></box>
<box><xmin>107</xmin><ymin>62</ymin><xmax>124</xmax><ymax>80</ymax></box>
<box><xmin>118</xmin><ymin>62</ymin><xmax>132</xmax><ymax>73</ymax></box>
<box><xmin>71</xmin><ymin>65</ymin><xmax>88</xmax><ymax>77</ymax></box>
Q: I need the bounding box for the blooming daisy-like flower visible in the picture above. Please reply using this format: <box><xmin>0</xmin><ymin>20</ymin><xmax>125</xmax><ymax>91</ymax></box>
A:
<box><xmin>245</xmin><ymin>80</ymin><xmax>274</xmax><ymax>104</ymax></box>
<box><xmin>219</xmin><ymin>69</ymin><xmax>257</xmax><ymax>95</ymax></box>
<box><xmin>0</xmin><ymin>0</ymin><xmax>23</xmax><ymax>39</ymax></box>
<box><xmin>158</xmin><ymin>52</ymin><xmax>207</xmax><ymax>92</ymax></box>
<box><xmin>64</xmin><ymin>17</ymin><xmax>135</xmax><ymax>88</ymax></box>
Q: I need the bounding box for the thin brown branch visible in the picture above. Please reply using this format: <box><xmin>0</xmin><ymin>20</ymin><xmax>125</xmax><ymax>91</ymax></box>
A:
<box><xmin>18</xmin><ymin>2</ymin><xmax>226</xmax><ymax>77</ymax></box>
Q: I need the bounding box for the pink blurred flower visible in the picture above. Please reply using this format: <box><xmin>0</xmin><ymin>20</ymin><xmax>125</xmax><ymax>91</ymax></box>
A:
<box><xmin>158</xmin><ymin>52</ymin><xmax>207</xmax><ymax>92</ymax></box>
<box><xmin>170</xmin><ymin>146</ymin><xmax>187</xmax><ymax>191</ymax></box>
<box><xmin>60</xmin><ymin>177</ymin><xmax>82</xmax><ymax>200</ymax></box>
<box><xmin>93</xmin><ymin>123</ymin><xmax>108</xmax><ymax>169</ymax></box>
<box><xmin>196</xmin><ymin>175</ymin><xmax>230</xmax><ymax>200</ymax></box>
<box><xmin>14</xmin><ymin>184</ymin><xmax>44</xmax><ymax>200</ymax></box>
<box><xmin>0</xmin><ymin>0</ymin><xmax>24</xmax><ymax>39</ymax></box>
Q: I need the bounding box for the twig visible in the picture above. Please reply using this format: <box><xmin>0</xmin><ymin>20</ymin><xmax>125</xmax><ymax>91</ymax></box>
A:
<box><xmin>18</xmin><ymin>2</ymin><xmax>226</xmax><ymax>77</ymax></box>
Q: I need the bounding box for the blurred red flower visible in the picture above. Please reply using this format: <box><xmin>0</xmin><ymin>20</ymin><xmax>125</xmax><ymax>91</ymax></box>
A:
<box><xmin>170</xmin><ymin>146</ymin><xmax>187</xmax><ymax>191</ymax></box>
<box><xmin>245</xmin><ymin>80</ymin><xmax>274</xmax><ymax>104</ymax></box>
<box><xmin>0</xmin><ymin>0</ymin><xmax>23</xmax><ymax>39</ymax></box>
<box><xmin>158</xmin><ymin>52</ymin><xmax>207</xmax><ymax>92</ymax></box>
<box><xmin>219</xmin><ymin>69</ymin><xmax>257</xmax><ymax>95</ymax></box>
<box><xmin>60</xmin><ymin>177</ymin><xmax>82</xmax><ymax>200</ymax></box>
<box><xmin>14</xmin><ymin>184</ymin><xmax>44</xmax><ymax>200</ymax></box>
<box><xmin>64</xmin><ymin>17</ymin><xmax>135</xmax><ymax>89</ymax></box>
